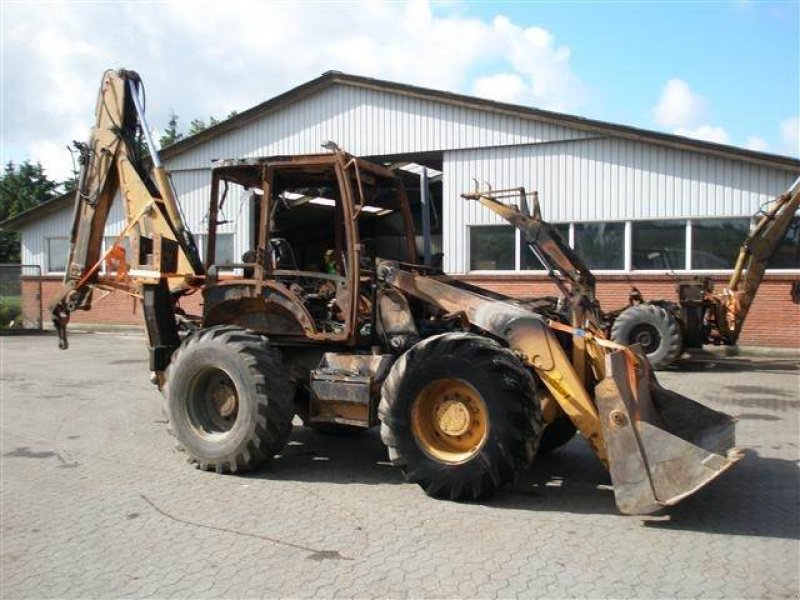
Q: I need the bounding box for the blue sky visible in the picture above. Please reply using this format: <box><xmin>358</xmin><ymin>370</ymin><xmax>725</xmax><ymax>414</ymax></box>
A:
<box><xmin>452</xmin><ymin>1</ymin><xmax>799</xmax><ymax>148</ymax></box>
<box><xmin>2</xmin><ymin>0</ymin><xmax>798</xmax><ymax>182</ymax></box>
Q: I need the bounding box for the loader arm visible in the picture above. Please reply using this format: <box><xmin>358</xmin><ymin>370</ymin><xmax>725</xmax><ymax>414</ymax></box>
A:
<box><xmin>52</xmin><ymin>69</ymin><xmax>204</xmax><ymax>350</ymax></box>
<box><xmin>720</xmin><ymin>176</ymin><xmax>800</xmax><ymax>343</ymax></box>
<box><xmin>461</xmin><ymin>188</ymin><xmax>599</xmax><ymax>323</ymax></box>
<box><xmin>462</xmin><ymin>188</ymin><xmax>603</xmax><ymax>383</ymax></box>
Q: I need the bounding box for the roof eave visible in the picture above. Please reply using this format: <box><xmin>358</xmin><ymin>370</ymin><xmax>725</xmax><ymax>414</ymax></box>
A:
<box><xmin>0</xmin><ymin>191</ymin><xmax>75</xmax><ymax>231</ymax></box>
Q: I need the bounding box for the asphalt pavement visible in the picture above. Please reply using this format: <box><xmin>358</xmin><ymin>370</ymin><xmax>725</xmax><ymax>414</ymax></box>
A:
<box><xmin>1</xmin><ymin>333</ymin><xmax>798</xmax><ymax>598</ymax></box>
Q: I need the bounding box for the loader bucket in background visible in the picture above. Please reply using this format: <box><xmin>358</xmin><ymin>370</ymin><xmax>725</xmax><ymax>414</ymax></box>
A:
<box><xmin>594</xmin><ymin>346</ymin><xmax>741</xmax><ymax>515</ymax></box>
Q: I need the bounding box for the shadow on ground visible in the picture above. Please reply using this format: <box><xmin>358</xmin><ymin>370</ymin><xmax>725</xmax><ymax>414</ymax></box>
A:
<box><xmin>674</xmin><ymin>356</ymin><xmax>799</xmax><ymax>373</ymax></box>
<box><xmin>245</xmin><ymin>425</ymin><xmax>799</xmax><ymax>541</ymax></box>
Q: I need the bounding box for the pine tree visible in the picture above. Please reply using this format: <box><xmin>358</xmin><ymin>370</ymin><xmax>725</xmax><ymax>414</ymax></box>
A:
<box><xmin>159</xmin><ymin>111</ymin><xmax>183</xmax><ymax>149</ymax></box>
<box><xmin>0</xmin><ymin>161</ymin><xmax>61</xmax><ymax>262</ymax></box>
<box><xmin>188</xmin><ymin>118</ymin><xmax>207</xmax><ymax>136</ymax></box>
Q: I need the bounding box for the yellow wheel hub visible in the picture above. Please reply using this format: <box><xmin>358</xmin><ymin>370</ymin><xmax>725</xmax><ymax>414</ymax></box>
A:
<box><xmin>411</xmin><ymin>378</ymin><xmax>489</xmax><ymax>464</ymax></box>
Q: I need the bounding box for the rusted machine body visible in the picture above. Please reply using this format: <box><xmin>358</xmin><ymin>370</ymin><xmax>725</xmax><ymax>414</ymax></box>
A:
<box><xmin>53</xmin><ymin>68</ymin><xmax>741</xmax><ymax>515</ymax></box>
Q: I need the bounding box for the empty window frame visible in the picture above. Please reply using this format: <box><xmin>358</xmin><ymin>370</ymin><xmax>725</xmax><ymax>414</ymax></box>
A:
<box><xmin>195</xmin><ymin>233</ymin><xmax>235</xmax><ymax>267</ymax></box>
<box><xmin>469</xmin><ymin>225</ymin><xmax>515</xmax><ymax>271</ymax></box>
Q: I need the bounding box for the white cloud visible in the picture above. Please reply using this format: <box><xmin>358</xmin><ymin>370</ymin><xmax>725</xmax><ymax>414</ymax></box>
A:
<box><xmin>745</xmin><ymin>136</ymin><xmax>769</xmax><ymax>152</ymax></box>
<box><xmin>1</xmin><ymin>1</ymin><xmax>587</xmax><ymax>181</ymax></box>
<box><xmin>471</xmin><ymin>16</ymin><xmax>585</xmax><ymax>111</ymax></box>
<box><xmin>652</xmin><ymin>79</ymin><xmax>707</xmax><ymax>129</ymax></box>
<box><xmin>472</xmin><ymin>73</ymin><xmax>529</xmax><ymax>105</ymax></box>
<box><xmin>674</xmin><ymin>125</ymin><xmax>730</xmax><ymax>145</ymax></box>
<box><xmin>779</xmin><ymin>116</ymin><xmax>799</xmax><ymax>157</ymax></box>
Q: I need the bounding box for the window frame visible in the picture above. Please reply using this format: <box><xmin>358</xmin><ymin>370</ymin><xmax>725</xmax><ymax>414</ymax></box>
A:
<box><xmin>46</xmin><ymin>237</ymin><xmax>70</xmax><ymax>274</ymax></box>
<box><xmin>467</xmin><ymin>223</ymin><xmax>517</xmax><ymax>272</ymax></box>
<box><xmin>465</xmin><ymin>216</ymin><xmax>799</xmax><ymax>275</ymax></box>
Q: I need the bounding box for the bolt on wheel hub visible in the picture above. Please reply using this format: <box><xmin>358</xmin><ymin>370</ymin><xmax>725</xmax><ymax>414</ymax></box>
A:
<box><xmin>411</xmin><ymin>378</ymin><xmax>489</xmax><ymax>464</ymax></box>
<box><xmin>434</xmin><ymin>398</ymin><xmax>471</xmax><ymax>436</ymax></box>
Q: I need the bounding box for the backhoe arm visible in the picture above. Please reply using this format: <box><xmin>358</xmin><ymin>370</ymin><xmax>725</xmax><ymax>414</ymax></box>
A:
<box><xmin>721</xmin><ymin>176</ymin><xmax>800</xmax><ymax>343</ymax></box>
<box><xmin>461</xmin><ymin>188</ymin><xmax>601</xmax><ymax>328</ymax></box>
<box><xmin>52</xmin><ymin>69</ymin><xmax>204</xmax><ymax>349</ymax></box>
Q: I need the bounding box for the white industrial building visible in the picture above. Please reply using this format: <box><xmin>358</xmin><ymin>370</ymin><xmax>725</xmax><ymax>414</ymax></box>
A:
<box><xmin>6</xmin><ymin>71</ymin><xmax>799</xmax><ymax>343</ymax></box>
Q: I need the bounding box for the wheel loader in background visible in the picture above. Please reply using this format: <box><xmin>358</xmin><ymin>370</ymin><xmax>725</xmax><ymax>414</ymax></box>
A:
<box><xmin>465</xmin><ymin>180</ymin><xmax>800</xmax><ymax>369</ymax></box>
<box><xmin>51</xmin><ymin>68</ymin><xmax>741</xmax><ymax>516</ymax></box>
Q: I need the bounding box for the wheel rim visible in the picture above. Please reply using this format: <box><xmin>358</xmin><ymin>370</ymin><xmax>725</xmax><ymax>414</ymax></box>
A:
<box><xmin>630</xmin><ymin>323</ymin><xmax>661</xmax><ymax>354</ymax></box>
<box><xmin>410</xmin><ymin>378</ymin><xmax>489</xmax><ymax>464</ymax></box>
<box><xmin>186</xmin><ymin>367</ymin><xmax>239</xmax><ymax>439</ymax></box>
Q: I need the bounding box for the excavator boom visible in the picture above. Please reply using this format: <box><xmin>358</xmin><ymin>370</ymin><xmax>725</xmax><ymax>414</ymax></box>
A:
<box><xmin>52</xmin><ymin>69</ymin><xmax>203</xmax><ymax>349</ymax></box>
<box><xmin>722</xmin><ymin>176</ymin><xmax>800</xmax><ymax>343</ymax></box>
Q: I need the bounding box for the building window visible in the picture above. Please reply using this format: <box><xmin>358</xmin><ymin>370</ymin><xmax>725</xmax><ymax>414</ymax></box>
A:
<box><xmin>574</xmin><ymin>222</ymin><xmax>625</xmax><ymax>270</ymax></box>
<box><xmin>632</xmin><ymin>220</ymin><xmax>686</xmax><ymax>270</ymax></box>
<box><xmin>769</xmin><ymin>216</ymin><xmax>800</xmax><ymax>269</ymax></box>
<box><xmin>469</xmin><ymin>225</ymin><xmax>514</xmax><ymax>271</ymax></box>
<box><xmin>691</xmin><ymin>218</ymin><xmax>750</xmax><ymax>270</ymax></box>
<box><xmin>47</xmin><ymin>238</ymin><xmax>69</xmax><ymax>273</ymax></box>
<box><xmin>522</xmin><ymin>223</ymin><xmax>570</xmax><ymax>270</ymax></box>
<box><xmin>195</xmin><ymin>233</ymin><xmax>235</xmax><ymax>267</ymax></box>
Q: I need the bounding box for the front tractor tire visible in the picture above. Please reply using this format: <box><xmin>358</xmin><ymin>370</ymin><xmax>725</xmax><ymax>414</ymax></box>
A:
<box><xmin>610</xmin><ymin>304</ymin><xmax>683</xmax><ymax>369</ymax></box>
<box><xmin>165</xmin><ymin>326</ymin><xmax>295</xmax><ymax>474</ymax></box>
<box><xmin>379</xmin><ymin>333</ymin><xmax>542</xmax><ymax>501</ymax></box>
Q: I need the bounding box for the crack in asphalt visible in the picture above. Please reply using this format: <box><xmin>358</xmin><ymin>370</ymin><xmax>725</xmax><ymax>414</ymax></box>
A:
<box><xmin>139</xmin><ymin>494</ymin><xmax>352</xmax><ymax>562</ymax></box>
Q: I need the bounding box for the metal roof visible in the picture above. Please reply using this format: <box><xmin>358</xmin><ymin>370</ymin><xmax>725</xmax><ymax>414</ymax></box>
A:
<box><xmin>162</xmin><ymin>71</ymin><xmax>800</xmax><ymax>171</ymax></box>
<box><xmin>4</xmin><ymin>70</ymin><xmax>798</xmax><ymax>232</ymax></box>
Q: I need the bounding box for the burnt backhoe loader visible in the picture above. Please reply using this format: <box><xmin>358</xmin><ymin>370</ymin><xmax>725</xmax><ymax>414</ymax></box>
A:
<box><xmin>52</xmin><ymin>68</ymin><xmax>740</xmax><ymax>515</ymax></box>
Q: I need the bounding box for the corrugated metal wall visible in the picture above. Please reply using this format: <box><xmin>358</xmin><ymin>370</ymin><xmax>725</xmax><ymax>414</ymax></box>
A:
<box><xmin>442</xmin><ymin>139</ymin><xmax>797</xmax><ymax>273</ymax></box>
<box><xmin>165</xmin><ymin>84</ymin><xmax>592</xmax><ymax>171</ymax></box>
<box><xmin>20</xmin><ymin>81</ymin><xmax>797</xmax><ymax>276</ymax></box>
<box><xmin>20</xmin><ymin>206</ymin><xmax>73</xmax><ymax>270</ymax></box>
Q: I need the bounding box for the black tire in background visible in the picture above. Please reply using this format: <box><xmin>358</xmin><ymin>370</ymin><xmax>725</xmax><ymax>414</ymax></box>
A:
<box><xmin>610</xmin><ymin>304</ymin><xmax>683</xmax><ymax>369</ymax></box>
<box><xmin>537</xmin><ymin>416</ymin><xmax>577</xmax><ymax>454</ymax></box>
<box><xmin>379</xmin><ymin>332</ymin><xmax>542</xmax><ymax>501</ymax></box>
<box><xmin>165</xmin><ymin>326</ymin><xmax>294</xmax><ymax>473</ymax></box>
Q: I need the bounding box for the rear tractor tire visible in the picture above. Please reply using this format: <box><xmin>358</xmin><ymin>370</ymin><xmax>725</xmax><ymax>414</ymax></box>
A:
<box><xmin>610</xmin><ymin>304</ymin><xmax>683</xmax><ymax>370</ymax></box>
<box><xmin>379</xmin><ymin>333</ymin><xmax>542</xmax><ymax>501</ymax></box>
<box><xmin>165</xmin><ymin>326</ymin><xmax>295</xmax><ymax>473</ymax></box>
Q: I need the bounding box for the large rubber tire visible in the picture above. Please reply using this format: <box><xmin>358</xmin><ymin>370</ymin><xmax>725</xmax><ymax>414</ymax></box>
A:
<box><xmin>165</xmin><ymin>326</ymin><xmax>294</xmax><ymax>473</ymax></box>
<box><xmin>610</xmin><ymin>304</ymin><xmax>683</xmax><ymax>369</ymax></box>
<box><xmin>537</xmin><ymin>416</ymin><xmax>577</xmax><ymax>454</ymax></box>
<box><xmin>379</xmin><ymin>332</ymin><xmax>542</xmax><ymax>501</ymax></box>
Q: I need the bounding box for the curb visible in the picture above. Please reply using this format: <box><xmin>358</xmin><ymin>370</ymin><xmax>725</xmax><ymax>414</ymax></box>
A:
<box><xmin>686</xmin><ymin>346</ymin><xmax>800</xmax><ymax>359</ymax></box>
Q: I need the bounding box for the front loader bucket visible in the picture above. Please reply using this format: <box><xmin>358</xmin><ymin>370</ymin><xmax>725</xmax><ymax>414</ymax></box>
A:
<box><xmin>595</xmin><ymin>346</ymin><xmax>741</xmax><ymax>515</ymax></box>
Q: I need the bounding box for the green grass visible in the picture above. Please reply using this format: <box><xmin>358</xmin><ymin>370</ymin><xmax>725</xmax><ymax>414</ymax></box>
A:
<box><xmin>0</xmin><ymin>296</ymin><xmax>22</xmax><ymax>328</ymax></box>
